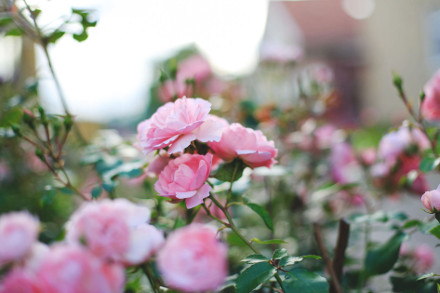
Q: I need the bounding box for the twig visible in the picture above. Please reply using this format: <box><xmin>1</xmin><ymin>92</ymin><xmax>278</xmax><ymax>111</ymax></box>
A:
<box><xmin>313</xmin><ymin>222</ymin><xmax>342</xmax><ymax>293</ymax></box>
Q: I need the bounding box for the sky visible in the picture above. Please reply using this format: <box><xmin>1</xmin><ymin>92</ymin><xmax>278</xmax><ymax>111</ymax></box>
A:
<box><xmin>35</xmin><ymin>0</ymin><xmax>269</xmax><ymax>122</ymax></box>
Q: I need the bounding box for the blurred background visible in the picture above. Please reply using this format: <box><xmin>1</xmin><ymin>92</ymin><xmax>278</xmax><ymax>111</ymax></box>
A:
<box><xmin>2</xmin><ymin>0</ymin><xmax>440</xmax><ymax>126</ymax></box>
<box><xmin>2</xmin><ymin>0</ymin><xmax>440</xmax><ymax>286</ymax></box>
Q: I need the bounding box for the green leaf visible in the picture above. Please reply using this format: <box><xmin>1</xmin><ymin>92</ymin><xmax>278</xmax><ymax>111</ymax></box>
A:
<box><xmin>350</xmin><ymin>211</ymin><xmax>407</xmax><ymax>224</ymax></box>
<box><xmin>301</xmin><ymin>255</ymin><xmax>322</xmax><ymax>260</ymax></box>
<box><xmin>236</xmin><ymin>262</ymin><xmax>277</xmax><ymax>293</ymax></box>
<box><xmin>246</xmin><ymin>202</ymin><xmax>273</xmax><ymax>231</ymax></box>
<box><xmin>420</xmin><ymin>156</ymin><xmax>439</xmax><ymax>172</ymax></box>
<box><xmin>391</xmin><ymin>275</ymin><xmax>438</xmax><ymax>293</ymax></box>
<box><xmin>417</xmin><ymin>273</ymin><xmax>440</xmax><ymax>281</ymax></box>
<box><xmin>0</xmin><ymin>16</ymin><xmax>13</xmax><ymax>27</ymax></box>
<box><xmin>279</xmin><ymin>256</ymin><xmax>303</xmax><ymax>267</ymax></box>
<box><xmin>282</xmin><ymin>268</ymin><xmax>329</xmax><ymax>293</ymax></box>
<box><xmin>102</xmin><ymin>181</ymin><xmax>117</xmax><ymax>192</ymax></box>
<box><xmin>0</xmin><ymin>108</ymin><xmax>22</xmax><ymax>127</ymax></box>
<box><xmin>402</xmin><ymin>219</ymin><xmax>422</xmax><ymax>229</ymax></box>
<box><xmin>73</xmin><ymin>31</ymin><xmax>88</xmax><ymax>42</ymax></box>
<box><xmin>365</xmin><ymin>230</ymin><xmax>407</xmax><ymax>276</ymax></box>
<box><xmin>242</xmin><ymin>254</ymin><xmax>269</xmax><ymax>264</ymax></box>
<box><xmin>40</xmin><ymin>186</ymin><xmax>56</xmax><ymax>206</ymax></box>
<box><xmin>48</xmin><ymin>31</ymin><xmax>65</xmax><ymax>44</ymax></box>
<box><xmin>272</xmin><ymin>248</ymin><xmax>288</xmax><ymax>260</ymax></box>
<box><xmin>5</xmin><ymin>27</ymin><xmax>23</xmax><ymax>36</ymax></box>
<box><xmin>213</xmin><ymin>159</ymin><xmax>245</xmax><ymax>182</ymax></box>
<box><xmin>429</xmin><ymin>225</ymin><xmax>440</xmax><ymax>240</ymax></box>
<box><xmin>250</xmin><ymin>238</ymin><xmax>287</xmax><ymax>245</ymax></box>
<box><xmin>57</xmin><ymin>187</ymin><xmax>74</xmax><ymax>195</ymax></box>
<box><xmin>91</xmin><ymin>186</ymin><xmax>102</xmax><ymax>199</ymax></box>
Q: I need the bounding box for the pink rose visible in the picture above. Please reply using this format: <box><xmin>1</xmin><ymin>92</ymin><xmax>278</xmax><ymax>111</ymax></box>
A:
<box><xmin>66</xmin><ymin>199</ymin><xmax>164</xmax><ymax>265</ymax></box>
<box><xmin>38</xmin><ymin>245</ymin><xmax>125</xmax><ymax>293</ymax></box>
<box><xmin>157</xmin><ymin>224</ymin><xmax>228</xmax><ymax>292</ymax></box>
<box><xmin>155</xmin><ymin>154</ymin><xmax>213</xmax><ymax>209</ymax></box>
<box><xmin>0</xmin><ymin>269</ymin><xmax>43</xmax><ymax>293</ymax></box>
<box><xmin>0</xmin><ymin>212</ymin><xmax>39</xmax><ymax>266</ymax></box>
<box><xmin>414</xmin><ymin>244</ymin><xmax>435</xmax><ymax>273</ymax></box>
<box><xmin>208</xmin><ymin>123</ymin><xmax>277</xmax><ymax>169</ymax></box>
<box><xmin>421</xmin><ymin>185</ymin><xmax>440</xmax><ymax>213</ymax></box>
<box><xmin>137</xmin><ymin>97</ymin><xmax>223</xmax><ymax>154</ymax></box>
<box><xmin>146</xmin><ymin>151</ymin><xmax>170</xmax><ymax>176</ymax></box>
<box><xmin>421</xmin><ymin>70</ymin><xmax>440</xmax><ymax>121</ymax></box>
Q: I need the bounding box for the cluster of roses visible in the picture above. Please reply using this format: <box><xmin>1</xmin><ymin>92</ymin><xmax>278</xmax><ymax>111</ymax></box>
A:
<box><xmin>0</xmin><ymin>96</ymin><xmax>278</xmax><ymax>292</ymax></box>
<box><xmin>0</xmin><ymin>200</ymin><xmax>228</xmax><ymax>293</ymax></box>
<box><xmin>371</xmin><ymin>123</ymin><xmax>430</xmax><ymax>195</ymax></box>
<box><xmin>0</xmin><ymin>201</ymin><xmax>147</xmax><ymax>293</ymax></box>
<box><xmin>137</xmin><ymin>96</ymin><xmax>277</xmax><ymax>209</ymax></box>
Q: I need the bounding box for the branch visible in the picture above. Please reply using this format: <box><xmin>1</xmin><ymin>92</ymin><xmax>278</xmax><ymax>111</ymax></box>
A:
<box><xmin>332</xmin><ymin>219</ymin><xmax>350</xmax><ymax>293</ymax></box>
<box><xmin>313</xmin><ymin>222</ymin><xmax>342</xmax><ymax>293</ymax></box>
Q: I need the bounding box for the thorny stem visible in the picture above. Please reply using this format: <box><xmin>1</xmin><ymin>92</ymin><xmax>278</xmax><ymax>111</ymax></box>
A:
<box><xmin>395</xmin><ymin>82</ymin><xmax>438</xmax><ymax>156</ymax></box>
<box><xmin>201</xmin><ymin>201</ymin><xmax>229</xmax><ymax>227</ymax></box>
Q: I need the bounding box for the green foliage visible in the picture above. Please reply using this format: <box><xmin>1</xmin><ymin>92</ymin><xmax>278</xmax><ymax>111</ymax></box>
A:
<box><xmin>282</xmin><ymin>268</ymin><xmax>329</xmax><ymax>293</ymax></box>
<box><xmin>250</xmin><ymin>238</ymin><xmax>287</xmax><ymax>245</ymax></box>
<box><xmin>245</xmin><ymin>202</ymin><xmax>273</xmax><ymax>231</ymax></box>
<box><xmin>349</xmin><ymin>210</ymin><xmax>408</xmax><ymax>224</ymax></box>
<box><xmin>71</xmin><ymin>9</ymin><xmax>97</xmax><ymax>42</ymax></box>
<box><xmin>235</xmin><ymin>262</ymin><xmax>277</xmax><ymax>293</ymax></box>
<box><xmin>364</xmin><ymin>230</ymin><xmax>407</xmax><ymax>276</ymax></box>
<box><xmin>420</xmin><ymin>156</ymin><xmax>440</xmax><ymax>172</ymax></box>
<box><xmin>390</xmin><ymin>275</ymin><xmax>438</xmax><ymax>293</ymax></box>
<box><xmin>213</xmin><ymin>159</ymin><xmax>246</xmax><ymax>182</ymax></box>
<box><xmin>429</xmin><ymin>225</ymin><xmax>440</xmax><ymax>240</ymax></box>
<box><xmin>241</xmin><ymin>254</ymin><xmax>269</xmax><ymax>264</ymax></box>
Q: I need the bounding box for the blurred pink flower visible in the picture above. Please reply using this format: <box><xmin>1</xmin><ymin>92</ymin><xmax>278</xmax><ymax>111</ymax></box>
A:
<box><xmin>378</xmin><ymin>126</ymin><xmax>429</xmax><ymax>165</ymax></box>
<box><xmin>177</xmin><ymin>55</ymin><xmax>211</xmax><ymax>83</ymax></box>
<box><xmin>209</xmin><ymin>123</ymin><xmax>277</xmax><ymax>169</ymax></box>
<box><xmin>137</xmin><ymin>97</ymin><xmax>223</xmax><ymax>154</ymax></box>
<box><xmin>414</xmin><ymin>244</ymin><xmax>435</xmax><ymax>273</ymax></box>
<box><xmin>66</xmin><ymin>199</ymin><xmax>163</xmax><ymax>265</ymax></box>
<box><xmin>158</xmin><ymin>79</ymin><xmax>192</xmax><ymax>103</ymax></box>
<box><xmin>360</xmin><ymin>148</ymin><xmax>377</xmax><ymax>166</ymax></box>
<box><xmin>24</xmin><ymin>242</ymin><xmax>50</xmax><ymax>272</ymax></box>
<box><xmin>421</xmin><ymin>185</ymin><xmax>440</xmax><ymax>213</ymax></box>
<box><xmin>155</xmin><ymin>153</ymin><xmax>213</xmax><ymax>209</ymax></box>
<box><xmin>157</xmin><ymin>224</ymin><xmax>227</xmax><ymax>293</ymax></box>
<box><xmin>330</xmin><ymin>142</ymin><xmax>361</xmax><ymax>184</ymax></box>
<box><xmin>314</xmin><ymin>124</ymin><xmax>339</xmax><ymax>149</ymax></box>
<box><xmin>0</xmin><ymin>212</ymin><xmax>39</xmax><ymax>266</ymax></box>
<box><xmin>0</xmin><ymin>269</ymin><xmax>43</xmax><ymax>293</ymax></box>
<box><xmin>394</xmin><ymin>154</ymin><xmax>428</xmax><ymax>194</ymax></box>
<box><xmin>38</xmin><ymin>245</ymin><xmax>125</xmax><ymax>293</ymax></box>
<box><xmin>421</xmin><ymin>70</ymin><xmax>440</xmax><ymax>121</ymax></box>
